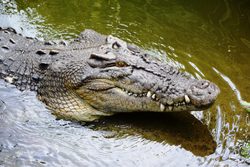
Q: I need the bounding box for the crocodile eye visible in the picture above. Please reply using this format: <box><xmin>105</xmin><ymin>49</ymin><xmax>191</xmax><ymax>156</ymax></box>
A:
<box><xmin>112</xmin><ymin>42</ymin><xmax>121</xmax><ymax>49</ymax></box>
<box><xmin>116</xmin><ymin>61</ymin><xmax>128</xmax><ymax>67</ymax></box>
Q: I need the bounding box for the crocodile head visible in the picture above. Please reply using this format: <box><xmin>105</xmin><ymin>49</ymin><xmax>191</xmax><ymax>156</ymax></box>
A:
<box><xmin>73</xmin><ymin>35</ymin><xmax>220</xmax><ymax>117</ymax></box>
<box><xmin>0</xmin><ymin>28</ymin><xmax>220</xmax><ymax>122</ymax></box>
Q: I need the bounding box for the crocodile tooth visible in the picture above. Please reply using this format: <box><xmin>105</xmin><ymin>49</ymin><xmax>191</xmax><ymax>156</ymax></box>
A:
<box><xmin>128</xmin><ymin>92</ymin><xmax>133</xmax><ymax>96</ymax></box>
<box><xmin>146</xmin><ymin>91</ymin><xmax>152</xmax><ymax>98</ymax></box>
<box><xmin>184</xmin><ymin>95</ymin><xmax>190</xmax><ymax>103</ymax></box>
<box><xmin>168</xmin><ymin>106</ymin><xmax>173</xmax><ymax>111</ymax></box>
<box><xmin>151</xmin><ymin>94</ymin><xmax>156</xmax><ymax>100</ymax></box>
<box><xmin>160</xmin><ymin>103</ymin><xmax>165</xmax><ymax>111</ymax></box>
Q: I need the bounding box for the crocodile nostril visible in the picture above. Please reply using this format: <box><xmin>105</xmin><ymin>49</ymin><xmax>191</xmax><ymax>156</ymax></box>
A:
<box><xmin>202</xmin><ymin>81</ymin><xmax>209</xmax><ymax>88</ymax></box>
<box><xmin>196</xmin><ymin>80</ymin><xmax>210</xmax><ymax>89</ymax></box>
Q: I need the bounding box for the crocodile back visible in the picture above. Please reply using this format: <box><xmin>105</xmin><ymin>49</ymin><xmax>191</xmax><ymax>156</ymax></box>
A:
<box><xmin>0</xmin><ymin>28</ymin><xmax>43</xmax><ymax>91</ymax></box>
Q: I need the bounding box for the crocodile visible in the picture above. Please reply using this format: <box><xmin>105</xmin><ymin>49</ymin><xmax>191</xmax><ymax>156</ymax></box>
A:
<box><xmin>0</xmin><ymin>28</ymin><xmax>220</xmax><ymax>121</ymax></box>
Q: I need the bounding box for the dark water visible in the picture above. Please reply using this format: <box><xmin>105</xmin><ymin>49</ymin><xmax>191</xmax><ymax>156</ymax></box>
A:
<box><xmin>0</xmin><ymin>0</ymin><xmax>249</xmax><ymax>166</ymax></box>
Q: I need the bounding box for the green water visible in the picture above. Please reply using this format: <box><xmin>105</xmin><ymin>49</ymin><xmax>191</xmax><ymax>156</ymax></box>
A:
<box><xmin>0</xmin><ymin>0</ymin><xmax>249</xmax><ymax>166</ymax></box>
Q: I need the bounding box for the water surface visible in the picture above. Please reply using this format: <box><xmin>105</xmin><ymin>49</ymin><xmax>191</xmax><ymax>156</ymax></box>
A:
<box><xmin>0</xmin><ymin>0</ymin><xmax>249</xmax><ymax>166</ymax></box>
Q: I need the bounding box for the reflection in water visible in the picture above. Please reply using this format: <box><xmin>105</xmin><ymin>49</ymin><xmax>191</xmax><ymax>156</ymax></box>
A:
<box><xmin>0</xmin><ymin>0</ymin><xmax>250</xmax><ymax>166</ymax></box>
<box><xmin>0</xmin><ymin>0</ymin><xmax>40</xmax><ymax>38</ymax></box>
<box><xmin>213</xmin><ymin>67</ymin><xmax>250</xmax><ymax>110</ymax></box>
<box><xmin>93</xmin><ymin>112</ymin><xmax>216</xmax><ymax>156</ymax></box>
<box><xmin>188</xmin><ymin>61</ymin><xmax>205</xmax><ymax>79</ymax></box>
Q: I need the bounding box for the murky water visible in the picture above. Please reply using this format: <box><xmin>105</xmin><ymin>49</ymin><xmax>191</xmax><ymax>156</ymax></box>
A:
<box><xmin>0</xmin><ymin>0</ymin><xmax>249</xmax><ymax>166</ymax></box>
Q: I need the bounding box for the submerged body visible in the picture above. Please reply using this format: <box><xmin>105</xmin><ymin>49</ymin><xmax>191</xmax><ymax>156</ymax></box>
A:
<box><xmin>0</xmin><ymin>28</ymin><xmax>220</xmax><ymax>121</ymax></box>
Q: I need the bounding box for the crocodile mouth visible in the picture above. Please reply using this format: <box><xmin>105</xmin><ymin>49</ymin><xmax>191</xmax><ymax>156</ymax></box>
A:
<box><xmin>75</xmin><ymin>79</ymin><xmax>215</xmax><ymax>113</ymax></box>
<box><xmin>114</xmin><ymin>87</ymin><xmax>198</xmax><ymax>112</ymax></box>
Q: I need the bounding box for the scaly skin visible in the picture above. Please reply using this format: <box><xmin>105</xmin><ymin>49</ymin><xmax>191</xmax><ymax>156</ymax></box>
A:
<box><xmin>0</xmin><ymin>28</ymin><xmax>220</xmax><ymax>121</ymax></box>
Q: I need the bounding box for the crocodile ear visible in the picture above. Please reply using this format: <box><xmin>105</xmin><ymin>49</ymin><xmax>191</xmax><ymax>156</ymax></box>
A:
<box><xmin>106</xmin><ymin>35</ymin><xmax>127</xmax><ymax>49</ymax></box>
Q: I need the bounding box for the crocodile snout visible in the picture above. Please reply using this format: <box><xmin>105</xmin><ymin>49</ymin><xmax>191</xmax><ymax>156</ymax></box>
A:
<box><xmin>187</xmin><ymin>80</ymin><xmax>220</xmax><ymax>107</ymax></box>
